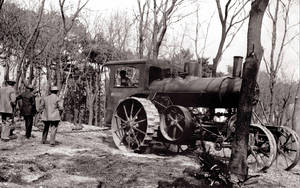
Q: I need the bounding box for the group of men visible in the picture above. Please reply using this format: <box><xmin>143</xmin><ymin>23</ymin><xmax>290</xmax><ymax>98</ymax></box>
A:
<box><xmin>0</xmin><ymin>80</ymin><xmax>63</xmax><ymax>147</ymax></box>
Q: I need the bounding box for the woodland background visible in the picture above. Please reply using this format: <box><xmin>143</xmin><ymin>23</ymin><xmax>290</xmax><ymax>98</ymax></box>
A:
<box><xmin>0</xmin><ymin>0</ymin><xmax>299</xmax><ymax>129</ymax></box>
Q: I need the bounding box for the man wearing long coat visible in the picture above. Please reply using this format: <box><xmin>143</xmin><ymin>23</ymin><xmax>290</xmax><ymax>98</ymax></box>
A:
<box><xmin>16</xmin><ymin>84</ymin><xmax>37</xmax><ymax>139</ymax></box>
<box><xmin>39</xmin><ymin>86</ymin><xmax>63</xmax><ymax>146</ymax></box>
<box><xmin>0</xmin><ymin>80</ymin><xmax>16</xmax><ymax>141</ymax></box>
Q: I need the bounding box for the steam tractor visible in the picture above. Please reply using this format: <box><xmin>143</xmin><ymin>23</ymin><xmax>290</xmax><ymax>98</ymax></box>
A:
<box><xmin>102</xmin><ymin>57</ymin><xmax>300</xmax><ymax>172</ymax></box>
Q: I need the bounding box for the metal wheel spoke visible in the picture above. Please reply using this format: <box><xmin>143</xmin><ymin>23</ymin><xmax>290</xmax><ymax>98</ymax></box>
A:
<box><xmin>280</xmin><ymin>152</ymin><xmax>292</xmax><ymax>168</ymax></box>
<box><xmin>114</xmin><ymin>126</ymin><xmax>125</xmax><ymax>136</ymax></box>
<box><xmin>130</xmin><ymin>102</ymin><xmax>134</xmax><ymax>119</ymax></box>
<box><xmin>167</xmin><ymin>114</ymin><xmax>175</xmax><ymax>121</ymax></box>
<box><xmin>283</xmin><ymin>134</ymin><xmax>292</xmax><ymax>146</ymax></box>
<box><xmin>133</xmin><ymin>108</ymin><xmax>142</xmax><ymax>119</ymax></box>
<box><xmin>280</xmin><ymin>151</ymin><xmax>294</xmax><ymax>163</ymax></box>
<box><xmin>114</xmin><ymin>114</ymin><xmax>127</xmax><ymax>123</ymax></box>
<box><xmin>174</xmin><ymin>123</ymin><xmax>183</xmax><ymax>132</ymax></box>
<box><xmin>172</xmin><ymin>127</ymin><xmax>177</xmax><ymax>139</ymax></box>
<box><xmin>123</xmin><ymin>105</ymin><xmax>130</xmax><ymax>120</ymax></box>
<box><xmin>170</xmin><ymin>109</ymin><xmax>184</xmax><ymax>120</ymax></box>
<box><xmin>281</xmin><ymin>139</ymin><xmax>294</xmax><ymax>147</ymax></box>
<box><xmin>249</xmin><ymin>147</ymin><xmax>259</xmax><ymax>164</ymax></box>
<box><xmin>176</xmin><ymin>113</ymin><xmax>185</xmax><ymax>122</ymax></box>
<box><xmin>130</xmin><ymin>129</ymin><xmax>141</xmax><ymax>147</ymax></box>
<box><xmin>114</xmin><ymin>117</ymin><xmax>125</xmax><ymax>138</ymax></box>
<box><xmin>132</xmin><ymin>126</ymin><xmax>147</xmax><ymax>136</ymax></box>
<box><xmin>133</xmin><ymin>118</ymin><xmax>147</xmax><ymax>125</ymax></box>
<box><xmin>112</xmin><ymin>98</ymin><xmax>159</xmax><ymax>153</ymax></box>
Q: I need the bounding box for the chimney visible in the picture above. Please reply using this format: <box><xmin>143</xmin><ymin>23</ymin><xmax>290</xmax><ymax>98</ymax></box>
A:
<box><xmin>232</xmin><ymin>56</ymin><xmax>243</xmax><ymax>77</ymax></box>
<box><xmin>184</xmin><ymin>61</ymin><xmax>202</xmax><ymax>77</ymax></box>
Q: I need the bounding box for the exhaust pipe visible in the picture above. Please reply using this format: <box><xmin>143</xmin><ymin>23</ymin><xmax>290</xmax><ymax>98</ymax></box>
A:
<box><xmin>232</xmin><ymin>56</ymin><xmax>243</xmax><ymax>77</ymax></box>
<box><xmin>184</xmin><ymin>61</ymin><xmax>202</xmax><ymax>77</ymax></box>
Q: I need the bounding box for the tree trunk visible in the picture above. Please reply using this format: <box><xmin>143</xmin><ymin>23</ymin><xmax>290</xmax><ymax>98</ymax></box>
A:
<box><xmin>74</xmin><ymin>108</ymin><xmax>79</xmax><ymax>125</ymax></box>
<box><xmin>292</xmin><ymin>81</ymin><xmax>300</xmax><ymax>136</ymax></box>
<box><xmin>86</xmin><ymin>80</ymin><xmax>96</xmax><ymax>125</ymax></box>
<box><xmin>94</xmin><ymin>69</ymin><xmax>100</xmax><ymax>126</ymax></box>
<box><xmin>212</xmin><ymin>24</ymin><xmax>226</xmax><ymax>77</ymax></box>
<box><xmin>269</xmin><ymin>77</ymin><xmax>275</xmax><ymax>123</ymax></box>
<box><xmin>46</xmin><ymin>59</ymin><xmax>52</xmax><ymax>94</ymax></box>
<box><xmin>230</xmin><ymin>0</ymin><xmax>269</xmax><ymax>182</ymax></box>
<box><xmin>56</xmin><ymin>62</ymin><xmax>62</xmax><ymax>89</ymax></box>
<box><xmin>4</xmin><ymin>61</ymin><xmax>9</xmax><ymax>82</ymax></box>
<box><xmin>0</xmin><ymin>0</ymin><xmax>4</xmax><ymax>11</ymax></box>
<box><xmin>88</xmin><ymin>99</ymin><xmax>94</xmax><ymax>125</ymax></box>
<box><xmin>28</xmin><ymin>62</ymin><xmax>34</xmax><ymax>85</ymax></box>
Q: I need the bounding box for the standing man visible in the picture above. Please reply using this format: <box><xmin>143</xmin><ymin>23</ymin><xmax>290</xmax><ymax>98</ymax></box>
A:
<box><xmin>39</xmin><ymin>86</ymin><xmax>63</xmax><ymax>146</ymax></box>
<box><xmin>16</xmin><ymin>84</ymin><xmax>37</xmax><ymax>139</ymax></box>
<box><xmin>0</xmin><ymin>80</ymin><xmax>17</xmax><ymax>141</ymax></box>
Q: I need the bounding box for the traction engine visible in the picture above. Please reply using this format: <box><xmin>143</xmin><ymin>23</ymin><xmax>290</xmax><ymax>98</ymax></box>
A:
<box><xmin>102</xmin><ymin>57</ymin><xmax>300</xmax><ymax>172</ymax></box>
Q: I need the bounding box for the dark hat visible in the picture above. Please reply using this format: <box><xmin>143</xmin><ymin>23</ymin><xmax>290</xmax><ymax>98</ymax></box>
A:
<box><xmin>120</xmin><ymin>70</ymin><xmax>126</xmax><ymax>75</ymax></box>
<box><xmin>50</xmin><ymin>86</ymin><xmax>59</xmax><ymax>91</ymax></box>
<box><xmin>6</xmin><ymin>80</ymin><xmax>16</xmax><ymax>85</ymax></box>
<box><xmin>26</xmin><ymin>84</ymin><xmax>34</xmax><ymax>90</ymax></box>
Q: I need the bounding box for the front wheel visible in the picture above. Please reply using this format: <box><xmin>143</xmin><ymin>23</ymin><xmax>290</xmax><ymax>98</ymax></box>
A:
<box><xmin>248</xmin><ymin>124</ymin><xmax>277</xmax><ymax>172</ymax></box>
<box><xmin>111</xmin><ymin>97</ymin><xmax>160</xmax><ymax>153</ymax></box>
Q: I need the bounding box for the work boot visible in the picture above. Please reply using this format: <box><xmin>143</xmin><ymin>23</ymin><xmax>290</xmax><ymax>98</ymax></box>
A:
<box><xmin>1</xmin><ymin>122</ymin><xmax>10</xmax><ymax>141</ymax></box>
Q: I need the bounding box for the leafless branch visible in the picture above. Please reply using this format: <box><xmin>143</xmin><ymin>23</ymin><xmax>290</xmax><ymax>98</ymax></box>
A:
<box><xmin>223</xmin><ymin>18</ymin><xmax>245</xmax><ymax>53</ymax></box>
<box><xmin>17</xmin><ymin>0</ymin><xmax>46</xmax><ymax>87</ymax></box>
<box><xmin>283</xmin><ymin>33</ymin><xmax>299</xmax><ymax>46</ymax></box>
<box><xmin>201</xmin><ymin>11</ymin><xmax>215</xmax><ymax>58</ymax></box>
<box><xmin>0</xmin><ymin>0</ymin><xmax>4</xmax><ymax>10</ymax></box>
<box><xmin>263</xmin><ymin>55</ymin><xmax>271</xmax><ymax>74</ymax></box>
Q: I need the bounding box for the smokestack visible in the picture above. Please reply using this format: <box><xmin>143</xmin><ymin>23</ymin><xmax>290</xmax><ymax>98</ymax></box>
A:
<box><xmin>184</xmin><ymin>61</ymin><xmax>202</xmax><ymax>77</ymax></box>
<box><xmin>232</xmin><ymin>56</ymin><xmax>243</xmax><ymax>77</ymax></box>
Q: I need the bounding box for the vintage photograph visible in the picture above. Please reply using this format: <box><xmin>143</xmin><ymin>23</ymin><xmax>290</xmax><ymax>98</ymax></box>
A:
<box><xmin>0</xmin><ymin>0</ymin><xmax>299</xmax><ymax>187</ymax></box>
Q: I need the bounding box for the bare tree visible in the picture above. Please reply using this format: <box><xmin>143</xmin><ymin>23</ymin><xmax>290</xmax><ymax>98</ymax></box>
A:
<box><xmin>292</xmin><ymin>81</ymin><xmax>300</xmax><ymax>136</ymax></box>
<box><xmin>144</xmin><ymin>0</ymin><xmax>184</xmax><ymax>60</ymax></box>
<box><xmin>0</xmin><ymin>0</ymin><xmax>4</xmax><ymax>10</ymax></box>
<box><xmin>136</xmin><ymin>0</ymin><xmax>150</xmax><ymax>58</ymax></box>
<box><xmin>262</xmin><ymin>0</ymin><xmax>298</xmax><ymax>123</ymax></box>
<box><xmin>230</xmin><ymin>0</ymin><xmax>269</xmax><ymax>182</ymax></box>
<box><xmin>15</xmin><ymin>0</ymin><xmax>46</xmax><ymax>92</ymax></box>
<box><xmin>192</xmin><ymin>5</ymin><xmax>215</xmax><ymax>76</ymax></box>
<box><xmin>57</xmin><ymin>0</ymin><xmax>89</xmax><ymax>91</ymax></box>
<box><xmin>106</xmin><ymin>11</ymin><xmax>134</xmax><ymax>53</ymax></box>
<box><xmin>212</xmin><ymin>0</ymin><xmax>250</xmax><ymax>76</ymax></box>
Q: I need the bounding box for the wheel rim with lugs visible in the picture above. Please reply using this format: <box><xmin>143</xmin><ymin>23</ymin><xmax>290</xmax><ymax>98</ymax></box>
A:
<box><xmin>111</xmin><ymin>97</ymin><xmax>160</xmax><ymax>153</ymax></box>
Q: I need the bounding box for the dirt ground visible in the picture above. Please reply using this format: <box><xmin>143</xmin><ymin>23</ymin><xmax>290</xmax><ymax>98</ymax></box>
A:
<box><xmin>1</xmin><ymin>122</ymin><xmax>300</xmax><ymax>188</ymax></box>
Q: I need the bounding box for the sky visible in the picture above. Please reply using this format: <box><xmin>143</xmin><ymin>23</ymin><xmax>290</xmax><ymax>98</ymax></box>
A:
<box><xmin>9</xmin><ymin>0</ymin><xmax>300</xmax><ymax>80</ymax></box>
<box><xmin>83</xmin><ymin>0</ymin><xmax>300</xmax><ymax>80</ymax></box>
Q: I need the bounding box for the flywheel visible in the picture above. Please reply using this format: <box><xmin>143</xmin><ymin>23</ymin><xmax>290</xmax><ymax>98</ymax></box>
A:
<box><xmin>111</xmin><ymin>97</ymin><xmax>160</xmax><ymax>153</ymax></box>
<box><xmin>160</xmin><ymin>105</ymin><xmax>192</xmax><ymax>144</ymax></box>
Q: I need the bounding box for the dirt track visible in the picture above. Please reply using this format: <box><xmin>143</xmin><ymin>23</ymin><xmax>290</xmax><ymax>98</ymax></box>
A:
<box><xmin>1</xmin><ymin>122</ymin><xmax>300</xmax><ymax>187</ymax></box>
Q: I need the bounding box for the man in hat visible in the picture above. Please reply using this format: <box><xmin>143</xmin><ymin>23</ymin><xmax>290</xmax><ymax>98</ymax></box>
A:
<box><xmin>16</xmin><ymin>84</ymin><xmax>37</xmax><ymax>139</ymax></box>
<box><xmin>0</xmin><ymin>80</ymin><xmax>17</xmax><ymax>141</ymax></box>
<box><xmin>39</xmin><ymin>86</ymin><xmax>63</xmax><ymax>146</ymax></box>
<box><xmin>119</xmin><ymin>70</ymin><xmax>132</xmax><ymax>87</ymax></box>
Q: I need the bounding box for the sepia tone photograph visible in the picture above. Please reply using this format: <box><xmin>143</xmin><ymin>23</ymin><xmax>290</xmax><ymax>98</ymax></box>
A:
<box><xmin>0</xmin><ymin>0</ymin><xmax>299</xmax><ymax>187</ymax></box>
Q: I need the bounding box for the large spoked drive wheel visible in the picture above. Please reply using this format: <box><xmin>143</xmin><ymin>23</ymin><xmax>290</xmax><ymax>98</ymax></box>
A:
<box><xmin>160</xmin><ymin>105</ymin><xmax>192</xmax><ymax>143</ymax></box>
<box><xmin>248</xmin><ymin>124</ymin><xmax>277</xmax><ymax>172</ymax></box>
<box><xmin>111</xmin><ymin>97</ymin><xmax>160</xmax><ymax>153</ymax></box>
<box><xmin>275</xmin><ymin>126</ymin><xmax>300</xmax><ymax>171</ymax></box>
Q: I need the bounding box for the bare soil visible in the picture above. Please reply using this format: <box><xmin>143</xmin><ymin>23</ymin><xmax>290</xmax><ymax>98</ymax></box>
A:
<box><xmin>1</xmin><ymin>122</ymin><xmax>299</xmax><ymax>188</ymax></box>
